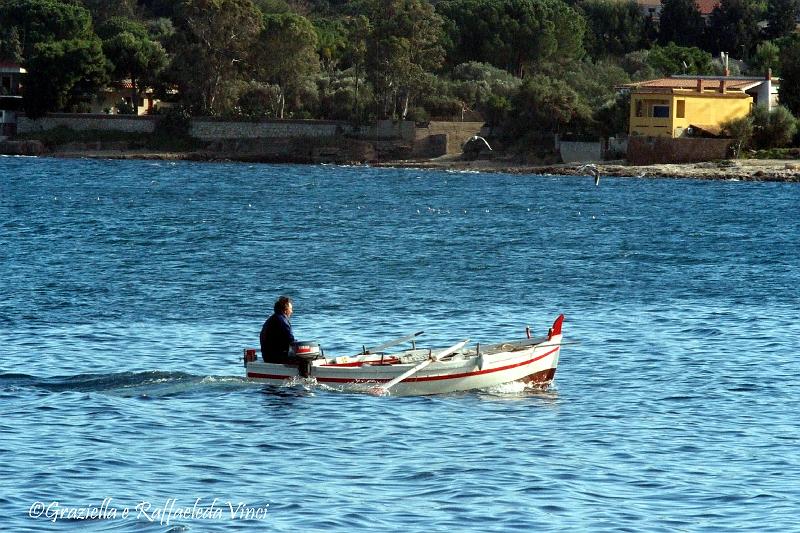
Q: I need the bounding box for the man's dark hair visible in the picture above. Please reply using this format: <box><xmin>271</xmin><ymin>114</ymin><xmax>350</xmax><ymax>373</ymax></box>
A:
<box><xmin>274</xmin><ymin>296</ymin><xmax>292</xmax><ymax>314</ymax></box>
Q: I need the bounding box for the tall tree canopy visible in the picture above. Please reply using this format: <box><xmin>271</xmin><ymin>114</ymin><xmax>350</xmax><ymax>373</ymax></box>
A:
<box><xmin>778</xmin><ymin>35</ymin><xmax>800</xmax><ymax>115</ymax></box>
<box><xmin>251</xmin><ymin>12</ymin><xmax>319</xmax><ymax>118</ymax></box>
<box><xmin>24</xmin><ymin>37</ymin><xmax>108</xmax><ymax>116</ymax></box>
<box><xmin>170</xmin><ymin>0</ymin><xmax>263</xmax><ymax>114</ymax></box>
<box><xmin>647</xmin><ymin>42</ymin><xmax>713</xmax><ymax>75</ymax></box>
<box><xmin>98</xmin><ymin>17</ymin><xmax>168</xmax><ymax>109</ymax></box>
<box><xmin>0</xmin><ymin>0</ymin><xmax>108</xmax><ymax>116</ymax></box>
<box><xmin>508</xmin><ymin>73</ymin><xmax>592</xmax><ymax>134</ymax></box>
<box><xmin>79</xmin><ymin>0</ymin><xmax>137</xmax><ymax>24</ymax></box>
<box><xmin>364</xmin><ymin>0</ymin><xmax>445</xmax><ymax>119</ymax></box>
<box><xmin>580</xmin><ymin>0</ymin><xmax>646</xmax><ymax>59</ymax></box>
<box><xmin>765</xmin><ymin>0</ymin><xmax>800</xmax><ymax>40</ymax></box>
<box><xmin>0</xmin><ymin>27</ymin><xmax>23</xmax><ymax>63</ymax></box>
<box><xmin>437</xmin><ymin>0</ymin><xmax>585</xmax><ymax>77</ymax></box>
<box><xmin>658</xmin><ymin>0</ymin><xmax>705</xmax><ymax>48</ymax></box>
<box><xmin>705</xmin><ymin>0</ymin><xmax>762</xmax><ymax>58</ymax></box>
<box><xmin>0</xmin><ymin>0</ymin><xmax>96</xmax><ymax>56</ymax></box>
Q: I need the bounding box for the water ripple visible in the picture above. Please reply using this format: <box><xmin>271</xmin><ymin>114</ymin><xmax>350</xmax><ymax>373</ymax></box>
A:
<box><xmin>1</xmin><ymin>159</ymin><xmax>798</xmax><ymax>531</ymax></box>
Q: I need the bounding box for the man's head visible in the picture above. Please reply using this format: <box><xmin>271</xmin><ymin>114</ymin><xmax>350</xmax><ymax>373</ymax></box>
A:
<box><xmin>274</xmin><ymin>296</ymin><xmax>293</xmax><ymax>317</ymax></box>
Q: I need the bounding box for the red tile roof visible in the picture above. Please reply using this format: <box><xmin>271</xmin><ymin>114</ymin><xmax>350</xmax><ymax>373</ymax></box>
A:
<box><xmin>631</xmin><ymin>78</ymin><xmax>759</xmax><ymax>91</ymax></box>
<box><xmin>696</xmin><ymin>0</ymin><xmax>720</xmax><ymax>15</ymax></box>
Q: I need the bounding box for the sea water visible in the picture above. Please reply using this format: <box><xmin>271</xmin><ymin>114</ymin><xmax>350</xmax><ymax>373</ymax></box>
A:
<box><xmin>1</xmin><ymin>157</ymin><xmax>798</xmax><ymax>531</ymax></box>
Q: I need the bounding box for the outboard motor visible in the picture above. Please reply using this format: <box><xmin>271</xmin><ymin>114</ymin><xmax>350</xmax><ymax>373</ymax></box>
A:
<box><xmin>291</xmin><ymin>341</ymin><xmax>323</xmax><ymax>361</ymax></box>
<box><xmin>291</xmin><ymin>341</ymin><xmax>322</xmax><ymax>378</ymax></box>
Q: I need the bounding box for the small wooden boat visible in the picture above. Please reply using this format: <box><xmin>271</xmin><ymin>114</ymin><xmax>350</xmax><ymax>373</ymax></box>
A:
<box><xmin>243</xmin><ymin>314</ymin><xmax>564</xmax><ymax>396</ymax></box>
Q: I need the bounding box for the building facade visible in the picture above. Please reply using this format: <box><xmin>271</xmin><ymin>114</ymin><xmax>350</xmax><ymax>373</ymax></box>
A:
<box><xmin>628</xmin><ymin>75</ymin><xmax>778</xmax><ymax>138</ymax></box>
<box><xmin>0</xmin><ymin>62</ymin><xmax>25</xmax><ymax>138</ymax></box>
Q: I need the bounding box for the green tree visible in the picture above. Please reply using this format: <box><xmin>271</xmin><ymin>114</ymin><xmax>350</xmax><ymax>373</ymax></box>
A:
<box><xmin>580</xmin><ymin>0</ymin><xmax>645</xmax><ymax>59</ymax></box>
<box><xmin>364</xmin><ymin>0</ymin><xmax>445</xmax><ymax>119</ymax></box>
<box><xmin>450</xmin><ymin>60</ymin><xmax>521</xmax><ymax>119</ymax></box>
<box><xmin>778</xmin><ymin>35</ymin><xmax>800</xmax><ymax>115</ymax></box>
<box><xmin>313</xmin><ymin>18</ymin><xmax>347</xmax><ymax>76</ymax></box>
<box><xmin>720</xmin><ymin>114</ymin><xmax>753</xmax><ymax>157</ymax></box>
<box><xmin>345</xmin><ymin>14</ymin><xmax>370</xmax><ymax>122</ymax></box>
<box><xmin>172</xmin><ymin>0</ymin><xmax>263</xmax><ymax>114</ymax></box>
<box><xmin>252</xmin><ymin>12</ymin><xmax>320</xmax><ymax>118</ymax></box>
<box><xmin>658</xmin><ymin>0</ymin><xmax>705</xmax><ymax>48</ymax></box>
<box><xmin>765</xmin><ymin>0</ymin><xmax>800</xmax><ymax>40</ymax></box>
<box><xmin>647</xmin><ymin>42</ymin><xmax>713</xmax><ymax>76</ymax></box>
<box><xmin>0</xmin><ymin>27</ymin><xmax>24</xmax><ymax>63</ymax></box>
<box><xmin>749</xmin><ymin>41</ymin><xmax>780</xmax><ymax>76</ymax></box>
<box><xmin>1</xmin><ymin>0</ymin><xmax>110</xmax><ymax>116</ymax></box>
<box><xmin>751</xmin><ymin>105</ymin><xmax>797</xmax><ymax>148</ymax></box>
<box><xmin>508</xmin><ymin>74</ymin><xmax>592</xmax><ymax>135</ymax></box>
<box><xmin>620</xmin><ymin>49</ymin><xmax>658</xmax><ymax>80</ymax></box>
<box><xmin>705</xmin><ymin>0</ymin><xmax>762</xmax><ymax>58</ymax></box>
<box><xmin>79</xmin><ymin>0</ymin><xmax>137</xmax><ymax>24</ymax></box>
<box><xmin>98</xmin><ymin>17</ymin><xmax>168</xmax><ymax>110</ymax></box>
<box><xmin>593</xmin><ymin>92</ymin><xmax>630</xmax><ymax>138</ymax></box>
<box><xmin>24</xmin><ymin>37</ymin><xmax>108</xmax><ymax>117</ymax></box>
<box><xmin>0</xmin><ymin>0</ymin><xmax>95</xmax><ymax>57</ymax></box>
<box><xmin>437</xmin><ymin>0</ymin><xmax>585</xmax><ymax>77</ymax></box>
<box><xmin>550</xmin><ymin>58</ymin><xmax>630</xmax><ymax>109</ymax></box>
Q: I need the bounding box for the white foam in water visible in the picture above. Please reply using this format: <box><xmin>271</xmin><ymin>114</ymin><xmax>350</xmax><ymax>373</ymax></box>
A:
<box><xmin>483</xmin><ymin>380</ymin><xmax>528</xmax><ymax>395</ymax></box>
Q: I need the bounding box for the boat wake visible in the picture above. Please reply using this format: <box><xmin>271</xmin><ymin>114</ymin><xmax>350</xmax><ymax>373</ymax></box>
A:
<box><xmin>479</xmin><ymin>380</ymin><xmax>559</xmax><ymax>399</ymax></box>
<box><xmin>0</xmin><ymin>371</ymin><xmax>253</xmax><ymax>398</ymax></box>
<box><xmin>0</xmin><ymin>371</ymin><xmax>556</xmax><ymax>399</ymax></box>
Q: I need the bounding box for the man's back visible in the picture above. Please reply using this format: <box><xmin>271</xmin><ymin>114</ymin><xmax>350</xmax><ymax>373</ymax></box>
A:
<box><xmin>260</xmin><ymin>313</ymin><xmax>295</xmax><ymax>362</ymax></box>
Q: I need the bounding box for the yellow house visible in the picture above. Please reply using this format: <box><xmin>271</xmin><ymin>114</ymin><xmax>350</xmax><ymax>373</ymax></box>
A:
<box><xmin>89</xmin><ymin>80</ymin><xmax>160</xmax><ymax>115</ymax></box>
<box><xmin>628</xmin><ymin>75</ymin><xmax>778</xmax><ymax>138</ymax></box>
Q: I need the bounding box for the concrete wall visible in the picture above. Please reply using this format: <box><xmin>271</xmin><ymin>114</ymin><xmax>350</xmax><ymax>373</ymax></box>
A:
<box><xmin>628</xmin><ymin>136</ymin><xmax>733</xmax><ymax>165</ymax></box>
<box><xmin>17</xmin><ymin>114</ymin><xmax>420</xmax><ymax>143</ymax></box>
<box><xmin>190</xmin><ymin>117</ymin><xmax>350</xmax><ymax>140</ymax></box>
<box><xmin>370</xmin><ymin>119</ymin><xmax>416</xmax><ymax>141</ymax></box>
<box><xmin>560</xmin><ymin>141</ymin><xmax>602</xmax><ymax>163</ymax></box>
<box><xmin>19</xmin><ymin>113</ymin><xmax>157</xmax><ymax>133</ymax></box>
<box><xmin>415</xmin><ymin>121</ymin><xmax>485</xmax><ymax>155</ymax></box>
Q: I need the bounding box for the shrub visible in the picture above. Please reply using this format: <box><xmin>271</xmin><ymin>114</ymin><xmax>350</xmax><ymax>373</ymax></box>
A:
<box><xmin>154</xmin><ymin>106</ymin><xmax>191</xmax><ymax>138</ymax></box>
<box><xmin>720</xmin><ymin>115</ymin><xmax>754</xmax><ymax>157</ymax></box>
<box><xmin>752</xmin><ymin>105</ymin><xmax>797</xmax><ymax>149</ymax></box>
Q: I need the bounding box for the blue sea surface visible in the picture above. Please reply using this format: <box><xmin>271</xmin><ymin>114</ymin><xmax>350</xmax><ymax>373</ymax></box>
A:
<box><xmin>1</xmin><ymin>157</ymin><xmax>798</xmax><ymax>531</ymax></box>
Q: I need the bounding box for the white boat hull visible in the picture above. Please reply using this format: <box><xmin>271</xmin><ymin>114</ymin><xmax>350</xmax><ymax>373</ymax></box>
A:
<box><xmin>244</xmin><ymin>315</ymin><xmax>564</xmax><ymax>396</ymax></box>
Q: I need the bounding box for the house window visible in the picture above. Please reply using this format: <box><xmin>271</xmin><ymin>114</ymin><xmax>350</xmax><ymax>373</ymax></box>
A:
<box><xmin>635</xmin><ymin>100</ymin><xmax>643</xmax><ymax>117</ymax></box>
<box><xmin>1</xmin><ymin>76</ymin><xmax>11</xmax><ymax>94</ymax></box>
<box><xmin>676</xmin><ymin>100</ymin><xmax>685</xmax><ymax>118</ymax></box>
<box><xmin>652</xmin><ymin>104</ymin><xmax>670</xmax><ymax>118</ymax></box>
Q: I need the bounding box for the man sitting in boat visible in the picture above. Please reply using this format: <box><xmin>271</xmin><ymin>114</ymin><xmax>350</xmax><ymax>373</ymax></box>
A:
<box><xmin>260</xmin><ymin>296</ymin><xmax>296</xmax><ymax>363</ymax></box>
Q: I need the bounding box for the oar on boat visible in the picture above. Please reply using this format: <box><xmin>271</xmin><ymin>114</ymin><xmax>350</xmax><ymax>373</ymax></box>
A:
<box><xmin>365</xmin><ymin>330</ymin><xmax>424</xmax><ymax>354</ymax></box>
<box><xmin>369</xmin><ymin>339</ymin><xmax>469</xmax><ymax>396</ymax></box>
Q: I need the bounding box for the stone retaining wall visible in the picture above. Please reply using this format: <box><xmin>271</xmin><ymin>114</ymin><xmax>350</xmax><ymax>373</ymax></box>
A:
<box><xmin>189</xmin><ymin>117</ymin><xmax>350</xmax><ymax>140</ymax></box>
<box><xmin>18</xmin><ymin>114</ymin><xmax>419</xmax><ymax>142</ymax></box>
<box><xmin>628</xmin><ymin>136</ymin><xmax>734</xmax><ymax>165</ymax></box>
<box><xmin>14</xmin><ymin>114</ymin><xmax>467</xmax><ymax>161</ymax></box>
<box><xmin>19</xmin><ymin>114</ymin><xmax>157</xmax><ymax>133</ymax></box>
<box><xmin>414</xmin><ymin>121</ymin><xmax>485</xmax><ymax>155</ymax></box>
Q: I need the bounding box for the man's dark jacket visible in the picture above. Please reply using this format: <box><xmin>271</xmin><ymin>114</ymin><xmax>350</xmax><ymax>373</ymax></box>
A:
<box><xmin>260</xmin><ymin>313</ymin><xmax>295</xmax><ymax>362</ymax></box>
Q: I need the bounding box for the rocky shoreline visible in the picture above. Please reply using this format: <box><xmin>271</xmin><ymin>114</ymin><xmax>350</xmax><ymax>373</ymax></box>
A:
<box><xmin>2</xmin><ymin>140</ymin><xmax>800</xmax><ymax>182</ymax></box>
<box><xmin>376</xmin><ymin>155</ymin><xmax>800</xmax><ymax>182</ymax></box>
